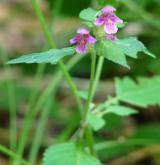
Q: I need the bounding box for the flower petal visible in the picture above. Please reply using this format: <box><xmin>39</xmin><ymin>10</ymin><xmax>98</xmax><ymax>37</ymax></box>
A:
<box><xmin>77</xmin><ymin>28</ymin><xmax>90</xmax><ymax>34</ymax></box>
<box><xmin>102</xmin><ymin>5</ymin><xmax>116</xmax><ymax>13</ymax></box>
<box><xmin>76</xmin><ymin>43</ymin><xmax>87</xmax><ymax>54</ymax></box>
<box><xmin>87</xmin><ymin>35</ymin><xmax>96</xmax><ymax>43</ymax></box>
<box><xmin>104</xmin><ymin>23</ymin><xmax>118</xmax><ymax>34</ymax></box>
<box><xmin>113</xmin><ymin>15</ymin><xmax>123</xmax><ymax>23</ymax></box>
<box><xmin>70</xmin><ymin>34</ymin><xmax>82</xmax><ymax>45</ymax></box>
<box><xmin>108</xmin><ymin>13</ymin><xmax>123</xmax><ymax>23</ymax></box>
<box><xmin>94</xmin><ymin>15</ymin><xmax>105</xmax><ymax>26</ymax></box>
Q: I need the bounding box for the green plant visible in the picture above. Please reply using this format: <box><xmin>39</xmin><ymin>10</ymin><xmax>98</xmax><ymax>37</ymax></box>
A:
<box><xmin>2</xmin><ymin>1</ymin><xmax>160</xmax><ymax>165</ymax></box>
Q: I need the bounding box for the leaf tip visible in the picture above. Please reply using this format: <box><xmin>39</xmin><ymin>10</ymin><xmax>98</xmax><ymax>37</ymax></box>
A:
<box><xmin>125</xmin><ymin>64</ymin><xmax>130</xmax><ymax>70</ymax></box>
<box><xmin>150</xmin><ymin>53</ymin><xmax>156</xmax><ymax>58</ymax></box>
<box><xmin>145</xmin><ymin>49</ymin><xmax>156</xmax><ymax>58</ymax></box>
<box><xmin>6</xmin><ymin>61</ymin><xmax>13</xmax><ymax>65</ymax></box>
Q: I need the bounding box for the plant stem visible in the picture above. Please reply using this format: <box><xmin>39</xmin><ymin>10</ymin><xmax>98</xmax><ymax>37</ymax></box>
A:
<box><xmin>84</xmin><ymin>126</ymin><xmax>96</xmax><ymax>155</ymax></box>
<box><xmin>91</xmin><ymin>56</ymin><xmax>104</xmax><ymax>99</ymax></box>
<box><xmin>0</xmin><ymin>144</ymin><xmax>29</xmax><ymax>165</ymax></box>
<box><xmin>84</xmin><ymin>51</ymin><xmax>96</xmax><ymax>119</ymax></box>
<box><xmin>31</xmin><ymin>0</ymin><xmax>56</xmax><ymax>48</ymax></box>
<box><xmin>27</xmin><ymin>1</ymin><xmax>63</xmax><ymax>163</ymax></box>
<box><xmin>28</xmin><ymin>0</ymin><xmax>63</xmax><ymax>111</ymax></box>
<box><xmin>24</xmin><ymin>63</ymin><xmax>46</xmax><ymax>163</ymax></box>
<box><xmin>7</xmin><ymin>77</ymin><xmax>17</xmax><ymax>150</ymax></box>
<box><xmin>5</xmin><ymin>68</ymin><xmax>17</xmax><ymax>153</ymax></box>
<box><xmin>51</xmin><ymin>0</ymin><xmax>64</xmax><ymax>27</ymax></box>
<box><xmin>84</xmin><ymin>54</ymin><xmax>104</xmax><ymax>156</ymax></box>
<box><xmin>58</xmin><ymin>60</ymin><xmax>83</xmax><ymax>115</ymax></box>
<box><xmin>33</xmin><ymin>55</ymin><xmax>84</xmax><ymax>116</ymax></box>
<box><xmin>28</xmin><ymin>100</ymin><xmax>51</xmax><ymax>164</ymax></box>
<box><xmin>16</xmin><ymin>56</ymin><xmax>83</xmax><ymax>162</ymax></box>
<box><xmin>83</xmin><ymin>50</ymin><xmax>97</xmax><ymax>156</ymax></box>
<box><xmin>27</xmin><ymin>57</ymin><xmax>83</xmax><ymax>162</ymax></box>
<box><xmin>83</xmin><ymin>55</ymin><xmax>104</xmax><ymax>157</ymax></box>
<box><xmin>31</xmin><ymin>0</ymin><xmax>83</xmax><ymax>113</ymax></box>
<box><xmin>28</xmin><ymin>63</ymin><xmax>46</xmax><ymax>110</ymax></box>
<box><xmin>16</xmin><ymin>0</ymin><xmax>83</xmax><ymax>161</ymax></box>
<box><xmin>1</xmin><ymin>49</ymin><xmax>17</xmax><ymax>159</ymax></box>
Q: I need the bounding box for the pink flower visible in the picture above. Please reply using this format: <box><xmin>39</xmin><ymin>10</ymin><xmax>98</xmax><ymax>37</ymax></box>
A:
<box><xmin>102</xmin><ymin>5</ymin><xmax>116</xmax><ymax>13</ymax></box>
<box><xmin>70</xmin><ymin>28</ymin><xmax>96</xmax><ymax>54</ymax></box>
<box><xmin>106</xmin><ymin>34</ymin><xmax>118</xmax><ymax>40</ymax></box>
<box><xmin>95</xmin><ymin>5</ymin><xmax>123</xmax><ymax>34</ymax></box>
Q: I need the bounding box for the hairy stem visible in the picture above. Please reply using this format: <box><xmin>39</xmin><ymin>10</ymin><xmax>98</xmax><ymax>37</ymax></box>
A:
<box><xmin>91</xmin><ymin>56</ymin><xmax>104</xmax><ymax>99</ymax></box>
<box><xmin>84</xmin><ymin>51</ymin><xmax>96</xmax><ymax>119</ymax></box>
<box><xmin>83</xmin><ymin>51</ymin><xmax>97</xmax><ymax>156</ymax></box>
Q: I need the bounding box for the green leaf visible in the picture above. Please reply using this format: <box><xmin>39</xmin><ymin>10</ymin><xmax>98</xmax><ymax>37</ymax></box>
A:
<box><xmin>96</xmin><ymin>37</ymin><xmax>155</xmax><ymax>68</ymax></box>
<box><xmin>87</xmin><ymin>112</ymin><xmax>105</xmax><ymax>131</ymax></box>
<box><xmin>107</xmin><ymin>105</ymin><xmax>138</xmax><ymax>116</ymax></box>
<box><xmin>115</xmin><ymin>76</ymin><xmax>160</xmax><ymax>107</ymax></box>
<box><xmin>43</xmin><ymin>143</ymin><xmax>101</xmax><ymax>165</ymax></box>
<box><xmin>96</xmin><ymin>39</ymin><xmax>129</xmax><ymax>68</ymax></box>
<box><xmin>115</xmin><ymin>37</ymin><xmax>155</xmax><ymax>58</ymax></box>
<box><xmin>82</xmin><ymin>21</ymin><xmax>94</xmax><ymax>28</ymax></box>
<box><xmin>79</xmin><ymin>8</ymin><xmax>98</xmax><ymax>22</ymax></box>
<box><xmin>115</xmin><ymin>22</ymin><xmax>128</xmax><ymax>28</ymax></box>
<box><xmin>7</xmin><ymin>47</ymin><xmax>75</xmax><ymax>64</ymax></box>
<box><xmin>133</xmin><ymin>124</ymin><xmax>160</xmax><ymax>140</ymax></box>
<box><xmin>95</xmin><ymin>138</ymin><xmax>160</xmax><ymax>159</ymax></box>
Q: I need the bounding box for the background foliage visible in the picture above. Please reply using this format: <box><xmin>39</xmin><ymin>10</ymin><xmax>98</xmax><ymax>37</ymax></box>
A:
<box><xmin>0</xmin><ymin>0</ymin><xmax>160</xmax><ymax>164</ymax></box>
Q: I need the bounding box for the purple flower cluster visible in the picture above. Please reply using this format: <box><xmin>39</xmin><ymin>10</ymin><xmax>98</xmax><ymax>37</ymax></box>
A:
<box><xmin>70</xmin><ymin>5</ymin><xmax>123</xmax><ymax>54</ymax></box>
<box><xmin>95</xmin><ymin>5</ymin><xmax>123</xmax><ymax>36</ymax></box>
<box><xmin>70</xmin><ymin>28</ymin><xmax>96</xmax><ymax>54</ymax></box>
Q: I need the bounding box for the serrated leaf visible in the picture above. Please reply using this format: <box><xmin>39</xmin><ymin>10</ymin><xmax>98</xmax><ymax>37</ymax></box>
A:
<box><xmin>115</xmin><ymin>76</ymin><xmax>160</xmax><ymax>107</ymax></box>
<box><xmin>79</xmin><ymin>8</ymin><xmax>98</xmax><ymax>22</ymax></box>
<box><xmin>87</xmin><ymin>112</ymin><xmax>105</xmax><ymax>131</ymax></box>
<box><xmin>7</xmin><ymin>47</ymin><xmax>75</xmax><ymax>64</ymax></box>
<box><xmin>43</xmin><ymin>143</ymin><xmax>101</xmax><ymax>165</ymax></box>
<box><xmin>96</xmin><ymin>37</ymin><xmax>155</xmax><ymax>68</ymax></box>
<box><xmin>107</xmin><ymin>105</ymin><xmax>138</xmax><ymax>116</ymax></box>
<box><xmin>116</xmin><ymin>77</ymin><xmax>137</xmax><ymax>95</ymax></box>
<box><xmin>115</xmin><ymin>37</ymin><xmax>155</xmax><ymax>58</ymax></box>
<box><xmin>96</xmin><ymin>39</ymin><xmax>130</xmax><ymax>68</ymax></box>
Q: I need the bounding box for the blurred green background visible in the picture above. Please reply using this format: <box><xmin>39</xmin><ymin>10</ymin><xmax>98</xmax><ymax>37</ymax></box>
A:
<box><xmin>0</xmin><ymin>0</ymin><xmax>160</xmax><ymax>164</ymax></box>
